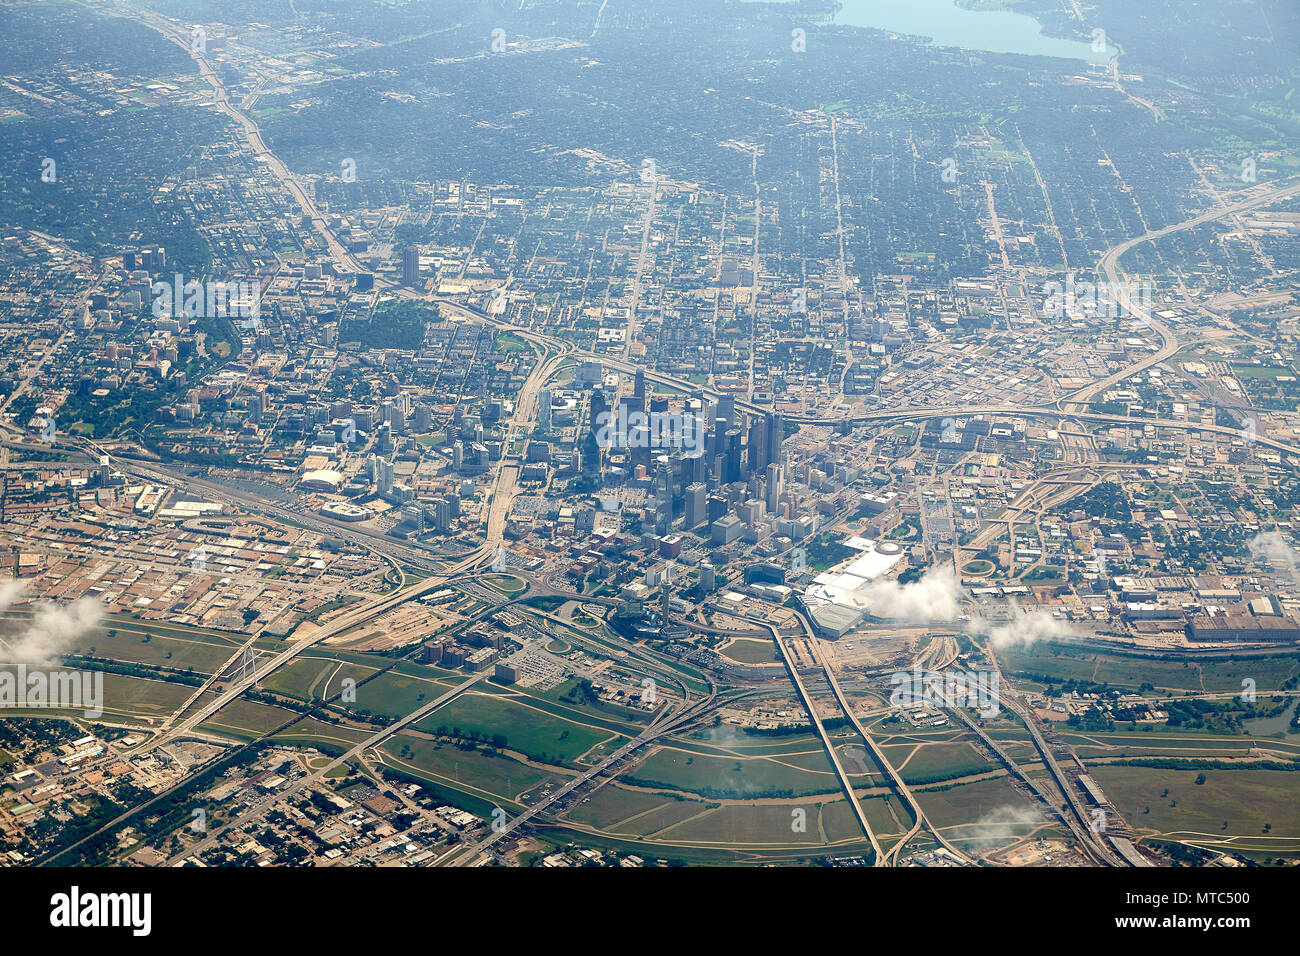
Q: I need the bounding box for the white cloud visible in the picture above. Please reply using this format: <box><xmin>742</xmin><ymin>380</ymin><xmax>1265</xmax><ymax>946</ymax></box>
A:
<box><xmin>958</xmin><ymin>805</ymin><xmax>1044</xmax><ymax>849</ymax></box>
<box><xmin>971</xmin><ymin>601</ymin><xmax>1074</xmax><ymax>649</ymax></box>
<box><xmin>0</xmin><ymin>582</ymin><xmax>103</xmax><ymax>666</ymax></box>
<box><xmin>1248</xmin><ymin>532</ymin><xmax>1299</xmax><ymax>587</ymax></box>
<box><xmin>862</xmin><ymin>567</ymin><xmax>963</xmax><ymax>624</ymax></box>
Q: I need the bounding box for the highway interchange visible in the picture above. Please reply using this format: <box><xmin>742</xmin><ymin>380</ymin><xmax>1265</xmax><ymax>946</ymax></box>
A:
<box><xmin>16</xmin><ymin>4</ymin><xmax>1300</xmax><ymax>866</ymax></box>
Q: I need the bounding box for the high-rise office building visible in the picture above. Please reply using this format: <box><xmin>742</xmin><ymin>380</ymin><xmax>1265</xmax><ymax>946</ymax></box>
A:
<box><xmin>765</xmin><ymin>461</ymin><xmax>784</xmax><ymax>512</ymax></box>
<box><xmin>747</xmin><ymin>419</ymin><xmax>766</xmax><ymax>477</ymax></box>
<box><xmin>717</xmin><ymin>394</ymin><xmax>735</xmax><ymax>428</ymax></box>
<box><xmin>654</xmin><ymin>456</ymin><xmax>673</xmax><ymax>523</ymax></box>
<box><xmin>402</xmin><ymin>245</ymin><xmax>420</xmax><ymax>285</ymax></box>
<box><xmin>685</xmin><ymin>482</ymin><xmax>707</xmax><ymax>529</ymax></box>
<box><xmin>433</xmin><ymin>497</ymin><xmax>452</xmax><ymax>532</ymax></box>
<box><xmin>589</xmin><ymin>389</ymin><xmax>610</xmax><ymax>437</ymax></box>
<box><xmin>376</xmin><ymin>457</ymin><xmax>395</xmax><ymax>494</ymax></box>
<box><xmin>724</xmin><ymin>428</ymin><xmax>743</xmax><ymax>483</ymax></box>
<box><xmin>401</xmin><ymin>504</ymin><xmax>425</xmax><ymax>531</ymax></box>
<box><xmin>765</xmin><ymin>411</ymin><xmax>784</xmax><ymax>469</ymax></box>
<box><xmin>413</xmin><ymin>404</ymin><xmax>432</xmax><ymax>432</ymax></box>
<box><xmin>402</xmin><ymin>245</ymin><xmax>420</xmax><ymax>286</ymax></box>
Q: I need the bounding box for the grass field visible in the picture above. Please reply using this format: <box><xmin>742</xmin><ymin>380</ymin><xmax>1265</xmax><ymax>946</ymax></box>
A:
<box><xmin>880</xmin><ymin>739</ymin><xmax>996</xmax><ymax>784</ymax></box>
<box><xmin>1093</xmin><ymin>765</ymin><xmax>1300</xmax><ymax>852</ymax></box>
<box><xmin>1057</xmin><ymin>728</ymin><xmax>1285</xmax><ymax>760</ymax></box>
<box><xmin>415</xmin><ymin>691</ymin><xmax>623</xmax><ymax>766</ymax></box>
<box><xmin>381</xmin><ymin>730</ymin><xmax>558</xmax><ymax>807</ymax></box>
<box><xmin>565</xmin><ymin>784</ymin><xmax>683</xmax><ymax>830</ymax></box>
<box><xmin>1000</xmin><ymin>643</ymin><xmax>1300</xmax><ymax>694</ymax></box>
<box><xmin>258</xmin><ymin>656</ymin><xmax>381</xmax><ymax>702</ymax></box>
<box><xmin>98</xmin><ymin>673</ymin><xmax>194</xmax><ymax>718</ymax></box>
<box><xmin>606</xmin><ymin>797</ymin><xmax>716</xmax><ymax>838</ymax></box>
<box><xmin>272</xmin><ymin>718</ymin><xmax>371</xmax><ymax>751</ymax></box>
<box><xmin>627</xmin><ymin>745</ymin><xmax>840</xmax><ymax>799</ymax></box>
<box><xmin>654</xmin><ymin>802</ymin><xmax>838</xmax><ymax>846</ymax></box>
<box><xmin>55</xmin><ymin>613</ymin><xmax>241</xmax><ymax>674</ymax></box>
<box><xmin>199</xmin><ymin>696</ymin><xmax>305</xmax><ymax>740</ymax></box>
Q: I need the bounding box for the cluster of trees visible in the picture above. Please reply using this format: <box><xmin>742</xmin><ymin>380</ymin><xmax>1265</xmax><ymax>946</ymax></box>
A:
<box><xmin>430</xmin><ymin>725</ymin><xmax>509</xmax><ymax>752</ymax></box>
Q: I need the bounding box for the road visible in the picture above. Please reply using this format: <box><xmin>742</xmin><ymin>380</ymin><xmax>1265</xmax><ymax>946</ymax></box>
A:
<box><xmin>39</xmin><ymin>2</ymin><xmax>1300</xmax><ymax>870</ymax></box>
<box><xmin>1063</xmin><ymin>175</ymin><xmax>1300</xmax><ymax>414</ymax></box>
<box><xmin>166</xmin><ymin>668</ymin><xmax>494</xmax><ymax>864</ymax></box>
<box><xmin>943</xmin><ymin>701</ymin><xmax>1111</xmax><ymax>863</ymax></box>
<box><xmin>741</xmin><ymin>616</ymin><xmax>884</xmax><ymax>864</ymax></box>
<box><xmin>440</xmin><ymin>689</ymin><xmax>722</xmax><ymax>866</ymax></box>
<box><xmin>980</xmin><ymin>640</ymin><xmax>1126</xmax><ymax>866</ymax></box>
<box><xmin>789</xmin><ymin>608</ymin><xmax>973</xmax><ymax>865</ymax></box>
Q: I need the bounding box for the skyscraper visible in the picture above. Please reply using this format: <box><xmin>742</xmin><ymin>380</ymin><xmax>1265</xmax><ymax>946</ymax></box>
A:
<box><xmin>765</xmin><ymin>411</ymin><xmax>784</xmax><ymax>470</ymax></box>
<box><xmin>685</xmin><ymin>482</ymin><xmax>707</xmax><ymax>530</ymax></box>
<box><xmin>589</xmin><ymin>389</ymin><xmax>610</xmax><ymax>438</ymax></box>
<box><xmin>724</xmin><ymin>428</ymin><xmax>743</xmax><ymax>483</ymax></box>
<box><xmin>654</xmin><ymin>456</ymin><xmax>673</xmax><ymax>523</ymax></box>
<box><xmin>747</xmin><ymin>418</ymin><xmax>766</xmax><ymax>477</ymax></box>
<box><xmin>717</xmin><ymin>394</ymin><xmax>735</xmax><ymax>428</ymax></box>
<box><xmin>376</xmin><ymin>457</ymin><xmax>395</xmax><ymax>494</ymax></box>
<box><xmin>403</xmin><ymin>245</ymin><xmax>420</xmax><ymax>286</ymax></box>
<box><xmin>765</xmin><ymin>461</ymin><xmax>784</xmax><ymax>513</ymax></box>
<box><xmin>433</xmin><ymin>497</ymin><xmax>452</xmax><ymax>532</ymax></box>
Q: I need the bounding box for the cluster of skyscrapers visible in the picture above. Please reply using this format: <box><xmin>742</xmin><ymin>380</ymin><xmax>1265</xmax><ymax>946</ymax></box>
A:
<box><xmin>584</xmin><ymin>366</ymin><xmax>789</xmax><ymax>539</ymax></box>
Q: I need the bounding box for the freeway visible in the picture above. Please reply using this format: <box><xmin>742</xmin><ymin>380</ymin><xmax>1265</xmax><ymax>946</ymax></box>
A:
<box><xmin>71</xmin><ymin>7</ymin><xmax>1300</xmax><ymax>472</ymax></box>
<box><xmin>107</xmin><ymin>313</ymin><xmax>562</xmax><ymax>757</ymax></box>
<box><xmin>942</xmin><ymin>701</ymin><xmax>1112</xmax><ymax>862</ymax></box>
<box><xmin>41</xmin><ymin>3</ymin><xmax>1300</xmax><ymax>873</ymax></box>
<box><xmin>419</xmin><ymin>298</ymin><xmax>1300</xmax><ymax>464</ymax></box>
<box><xmin>128</xmin><ymin>550</ymin><xmax>489</xmax><ymax>756</ymax></box>
<box><xmin>165</xmin><ymin>667</ymin><xmax>494</xmax><ymax>864</ymax></box>
<box><xmin>121</xmin><ymin>7</ymin><xmax>369</xmax><ymax>276</ymax></box>
<box><xmin>785</xmin><ymin>607</ymin><xmax>972</xmax><ymax>866</ymax></box>
<box><xmin>126</xmin><ymin>12</ymin><xmax>1297</xmax><ymax>471</ymax></box>
<box><xmin>742</xmin><ymin>616</ymin><xmax>885</xmax><ymax>864</ymax></box>
<box><xmin>440</xmin><ymin>686</ymin><xmax>723</xmax><ymax>866</ymax></box>
<box><xmin>959</xmin><ymin>462</ymin><xmax>1116</xmax><ymax>556</ymax></box>
<box><xmin>409</xmin><ymin>303</ymin><xmax>1300</xmax><ymax>461</ymax></box>
<box><xmin>811</xmin><ymin>637</ymin><xmax>971</xmax><ymax>866</ymax></box>
<box><xmin>1051</xmin><ymin>174</ymin><xmax>1300</xmax><ymax>438</ymax></box>
<box><xmin>11</xmin><ymin>264</ymin><xmax>567</xmax><ymax>761</ymax></box>
<box><xmin>1063</xmin><ymin>175</ymin><xmax>1300</xmax><ymax>413</ymax></box>
<box><xmin>980</xmin><ymin>640</ymin><xmax>1126</xmax><ymax>866</ymax></box>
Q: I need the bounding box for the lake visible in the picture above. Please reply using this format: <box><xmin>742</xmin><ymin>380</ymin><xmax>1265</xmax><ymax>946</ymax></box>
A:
<box><xmin>751</xmin><ymin>0</ymin><xmax>1115</xmax><ymax>64</ymax></box>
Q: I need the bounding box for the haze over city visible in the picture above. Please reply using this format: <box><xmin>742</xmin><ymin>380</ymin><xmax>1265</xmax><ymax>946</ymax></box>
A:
<box><xmin>0</xmin><ymin>0</ymin><xmax>1295</xmax><ymax>904</ymax></box>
